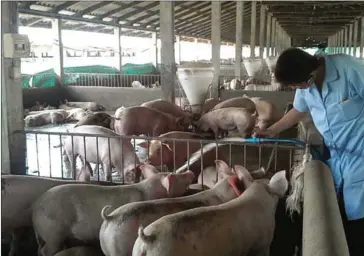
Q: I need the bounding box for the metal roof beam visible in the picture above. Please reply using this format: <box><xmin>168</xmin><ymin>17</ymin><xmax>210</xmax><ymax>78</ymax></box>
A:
<box><xmin>145</xmin><ymin>1</ymin><xmax>211</xmax><ymax>27</ymax></box>
<box><xmin>52</xmin><ymin>2</ymin><xmax>79</xmax><ymax>13</ymax></box>
<box><xmin>176</xmin><ymin>3</ymin><xmax>237</xmax><ymax>33</ymax></box>
<box><xmin>19</xmin><ymin>1</ymin><xmax>37</xmax><ymax>9</ymax></box>
<box><xmin>117</xmin><ymin>2</ymin><xmax>160</xmax><ymax>22</ymax></box>
<box><xmin>264</xmin><ymin>1</ymin><xmax>360</xmax><ymax>6</ymax></box>
<box><xmin>175</xmin><ymin>2</ymin><xmax>235</xmax><ymax>31</ymax></box>
<box><xmin>73</xmin><ymin>2</ymin><xmax>114</xmax><ymax>17</ymax></box>
<box><xmin>17</xmin><ymin>7</ymin><xmax>157</xmax><ymax>32</ymax></box>
<box><xmin>93</xmin><ymin>1</ymin><xmax>138</xmax><ymax>20</ymax></box>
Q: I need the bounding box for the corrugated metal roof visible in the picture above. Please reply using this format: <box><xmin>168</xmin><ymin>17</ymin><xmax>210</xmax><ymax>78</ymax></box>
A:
<box><xmin>17</xmin><ymin>1</ymin><xmax>364</xmax><ymax>47</ymax></box>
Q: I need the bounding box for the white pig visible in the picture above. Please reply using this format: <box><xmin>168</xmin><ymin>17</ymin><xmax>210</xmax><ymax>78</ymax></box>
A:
<box><xmin>133</xmin><ymin>169</ymin><xmax>288</xmax><ymax>256</ymax></box>
<box><xmin>32</xmin><ymin>164</ymin><xmax>195</xmax><ymax>256</ymax></box>
<box><xmin>62</xmin><ymin>125</ymin><xmax>140</xmax><ymax>182</ymax></box>
<box><xmin>65</xmin><ymin>108</ymin><xmax>92</xmax><ymax>122</ymax></box>
<box><xmin>99</xmin><ymin>160</ymin><xmax>261</xmax><ymax>256</ymax></box>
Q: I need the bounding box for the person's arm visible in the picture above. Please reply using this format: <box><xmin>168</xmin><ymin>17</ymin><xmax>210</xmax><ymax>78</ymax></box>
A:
<box><xmin>267</xmin><ymin>108</ymin><xmax>307</xmax><ymax>135</ymax></box>
<box><xmin>254</xmin><ymin>89</ymin><xmax>309</xmax><ymax>137</ymax></box>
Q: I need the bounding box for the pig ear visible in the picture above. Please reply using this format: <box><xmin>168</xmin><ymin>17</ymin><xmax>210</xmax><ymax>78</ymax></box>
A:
<box><xmin>139</xmin><ymin>164</ymin><xmax>158</xmax><ymax>178</ymax></box>
<box><xmin>162</xmin><ymin>143</ymin><xmax>172</xmax><ymax>152</ymax></box>
<box><xmin>268</xmin><ymin>170</ymin><xmax>288</xmax><ymax>198</ymax></box>
<box><xmin>233</xmin><ymin>165</ymin><xmax>253</xmax><ymax>188</ymax></box>
<box><xmin>215</xmin><ymin>160</ymin><xmax>233</xmax><ymax>178</ymax></box>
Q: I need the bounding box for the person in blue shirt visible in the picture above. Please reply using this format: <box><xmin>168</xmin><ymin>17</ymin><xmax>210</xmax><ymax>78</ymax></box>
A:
<box><xmin>254</xmin><ymin>48</ymin><xmax>364</xmax><ymax>256</ymax></box>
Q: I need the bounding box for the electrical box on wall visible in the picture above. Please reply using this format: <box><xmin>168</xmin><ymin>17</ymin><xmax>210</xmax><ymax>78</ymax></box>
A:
<box><xmin>3</xmin><ymin>33</ymin><xmax>31</xmax><ymax>58</ymax></box>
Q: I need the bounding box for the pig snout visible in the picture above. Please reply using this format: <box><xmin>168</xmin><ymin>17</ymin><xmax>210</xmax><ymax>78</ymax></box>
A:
<box><xmin>167</xmin><ymin>171</ymin><xmax>195</xmax><ymax>197</ymax></box>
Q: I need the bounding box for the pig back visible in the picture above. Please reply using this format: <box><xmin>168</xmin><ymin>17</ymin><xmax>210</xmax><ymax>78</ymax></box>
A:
<box><xmin>212</xmin><ymin>97</ymin><xmax>256</xmax><ymax>113</ymax></box>
<box><xmin>142</xmin><ymin>100</ymin><xmax>188</xmax><ymax>118</ymax></box>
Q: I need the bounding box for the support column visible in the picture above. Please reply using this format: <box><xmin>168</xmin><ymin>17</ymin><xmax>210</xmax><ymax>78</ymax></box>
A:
<box><xmin>250</xmin><ymin>0</ymin><xmax>257</xmax><ymax>57</ymax></box>
<box><xmin>235</xmin><ymin>0</ymin><xmax>244</xmax><ymax>77</ymax></box>
<box><xmin>114</xmin><ymin>26</ymin><xmax>122</xmax><ymax>72</ymax></box>
<box><xmin>266</xmin><ymin>13</ymin><xmax>272</xmax><ymax>57</ymax></box>
<box><xmin>194</xmin><ymin>38</ymin><xmax>198</xmax><ymax>62</ymax></box>
<box><xmin>340</xmin><ymin>29</ymin><xmax>345</xmax><ymax>53</ymax></box>
<box><xmin>51</xmin><ymin>18</ymin><xmax>64</xmax><ymax>84</ymax></box>
<box><xmin>175</xmin><ymin>35</ymin><xmax>181</xmax><ymax>64</ymax></box>
<box><xmin>159</xmin><ymin>1</ymin><xmax>175</xmax><ymax>103</ymax></box>
<box><xmin>348</xmin><ymin>23</ymin><xmax>353</xmax><ymax>56</ymax></box>
<box><xmin>344</xmin><ymin>26</ymin><xmax>348</xmax><ymax>54</ymax></box>
<box><xmin>211</xmin><ymin>1</ymin><xmax>221</xmax><ymax>98</ymax></box>
<box><xmin>1</xmin><ymin>1</ymin><xmax>26</xmax><ymax>174</ymax></box>
<box><xmin>361</xmin><ymin>17</ymin><xmax>364</xmax><ymax>58</ymax></box>
<box><xmin>335</xmin><ymin>33</ymin><xmax>338</xmax><ymax>54</ymax></box>
<box><xmin>353</xmin><ymin>20</ymin><xmax>359</xmax><ymax>57</ymax></box>
<box><xmin>259</xmin><ymin>4</ymin><xmax>266</xmax><ymax>58</ymax></box>
<box><xmin>151</xmin><ymin>32</ymin><xmax>158</xmax><ymax>68</ymax></box>
<box><xmin>271</xmin><ymin>17</ymin><xmax>276</xmax><ymax>56</ymax></box>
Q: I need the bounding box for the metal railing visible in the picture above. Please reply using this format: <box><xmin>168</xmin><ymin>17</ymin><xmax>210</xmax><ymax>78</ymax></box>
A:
<box><xmin>20</xmin><ymin>129</ymin><xmax>306</xmax><ymax>187</ymax></box>
<box><xmin>64</xmin><ymin>73</ymin><xmax>161</xmax><ymax>88</ymax></box>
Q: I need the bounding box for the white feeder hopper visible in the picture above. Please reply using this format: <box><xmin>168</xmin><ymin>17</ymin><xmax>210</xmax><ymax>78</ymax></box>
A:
<box><xmin>176</xmin><ymin>62</ymin><xmax>214</xmax><ymax>115</ymax></box>
<box><xmin>243</xmin><ymin>57</ymin><xmax>265</xmax><ymax>78</ymax></box>
<box><xmin>265</xmin><ymin>56</ymin><xmax>278</xmax><ymax>74</ymax></box>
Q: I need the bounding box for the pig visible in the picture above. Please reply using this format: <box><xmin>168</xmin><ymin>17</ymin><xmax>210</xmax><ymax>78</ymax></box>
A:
<box><xmin>230</xmin><ymin>78</ymin><xmax>241</xmax><ymax>90</ymax></box>
<box><xmin>114</xmin><ymin>105</ymin><xmax>126</xmax><ymax>118</ymax></box>
<box><xmin>53</xmin><ymin>246</ymin><xmax>104</xmax><ymax>256</ymax></box>
<box><xmin>138</xmin><ymin>131</ymin><xmax>203</xmax><ymax>170</ymax></box>
<box><xmin>244</xmin><ymin>83</ymin><xmax>282</xmax><ymax>91</ymax></box>
<box><xmin>141</xmin><ymin>99</ymin><xmax>193</xmax><ymax>126</ymax></box>
<box><xmin>194</xmin><ymin>107</ymin><xmax>258</xmax><ymax>139</ymax></box>
<box><xmin>212</xmin><ymin>96</ymin><xmax>256</xmax><ymax>113</ymax></box>
<box><xmin>29</xmin><ymin>101</ymin><xmax>45</xmax><ymax>111</ymax></box>
<box><xmin>138</xmin><ymin>131</ymin><xmax>228</xmax><ymax>179</ymax></box>
<box><xmin>132</xmin><ymin>169</ymin><xmax>288</xmax><ymax>256</ymax></box>
<box><xmin>131</xmin><ymin>81</ymin><xmax>146</xmax><ymax>88</ymax></box>
<box><xmin>61</xmin><ymin>99</ymin><xmax>105</xmax><ymax>111</ymax></box>
<box><xmin>99</xmin><ymin>160</ymin><xmax>258</xmax><ymax>256</ymax></box>
<box><xmin>1</xmin><ymin>175</ymin><xmax>106</xmax><ymax>256</ymax></box>
<box><xmin>31</xmin><ymin>164</ymin><xmax>195</xmax><ymax>256</ymax></box>
<box><xmin>198</xmin><ymin>165</ymin><xmax>267</xmax><ymax>188</ymax></box>
<box><xmin>65</xmin><ymin>108</ymin><xmax>92</xmax><ymax>122</ymax></box>
<box><xmin>62</xmin><ymin>125</ymin><xmax>140</xmax><ymax>182</ymax></box>
<box><xmin>245</xmin><ymin>77</ymin><xmax>271</xmax><ymax>86</ymax></box>
<box><xmin>113</xmin><ymin>106</ymin><xmax>186</xmax><ymax>136</ymax></box>
<box><xmin>243</xmin><ymin>94</ymin><xmax>284</xmax><ymax>129</ymax></box>
<box><xmin>24</xmin><ymin>110</ymin><xmax>68</xmax><ymax>127</ymax></box>
<box><xmin>74</xmin><ymin>112</ymin><xmax>117</xmax><ymax>130</ymax></box>
<box><xmin>59</xmin><ymin>100</ymin><xmax>77</xmax><ymax>110</ymax></box>
<box><xmin>43</xmin><ymin>105</ymin><xmax>57</xmax><ymax>110</ymax></box>
<box><xmin>202</xmin><ymin>98</ymin><xmax>220</xmax><ymax>114</ymax></box>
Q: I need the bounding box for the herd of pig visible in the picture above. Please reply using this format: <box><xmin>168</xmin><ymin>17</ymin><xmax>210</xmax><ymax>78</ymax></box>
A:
<box><xmin>2</xmin><ymin>159</ymin><xmax>288</xmax><ymax>256</ymax></box>
<box><xmin>4</xmin><ymin>94</ymin><xmax>292</xmax><ymax>255</ymax></box>
<box><xmin>37</xmin><ymin>95</ymin><xmax>284</xmax><ymax>184</ymax></box>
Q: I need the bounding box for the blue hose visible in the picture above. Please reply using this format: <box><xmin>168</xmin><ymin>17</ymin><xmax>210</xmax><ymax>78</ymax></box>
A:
<box><xmin>242</xmin><ymin>137</ymin><xmax>323</xmax><ymax>161</ymax></box>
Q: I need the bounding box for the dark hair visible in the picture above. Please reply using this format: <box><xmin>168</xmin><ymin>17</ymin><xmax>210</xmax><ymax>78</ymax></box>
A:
<box><xmin>274</xmin><ymin>47</ymin><xmax>320</xmax><ymax>86</ymax></box>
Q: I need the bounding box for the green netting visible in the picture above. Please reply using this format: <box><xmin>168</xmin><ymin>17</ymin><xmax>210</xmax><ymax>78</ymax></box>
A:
<box><xmin>21</xmin><ymin>63</ymin><xmax>159</xmax><ymax>88</ymax></box>
<box><xmin>121</xmin><ymin>62</ymin><xmax>158</xmax><ymax>75</ymax></box>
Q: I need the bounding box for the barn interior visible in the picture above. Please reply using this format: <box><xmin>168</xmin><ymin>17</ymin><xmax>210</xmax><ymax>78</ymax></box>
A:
<box><xmin>2</xmin><ymin>1</ymin><xmax>364</xmax><ymax>256</ymax></box>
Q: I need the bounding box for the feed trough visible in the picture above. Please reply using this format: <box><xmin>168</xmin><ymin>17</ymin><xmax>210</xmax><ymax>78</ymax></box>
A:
<box><xmin>176</xmin><ymin>62</ymin><xmax>214</xmax><ymax>115</ymax></box>
<box><xmin>265</xmin><ymin>57</ymin><xmax>278</xmax><ymax>74</ymax></box>
<box><xmin>243</xmin><ymin>58</ymin><xmax>265</xmax><ymax>78</ymax></box>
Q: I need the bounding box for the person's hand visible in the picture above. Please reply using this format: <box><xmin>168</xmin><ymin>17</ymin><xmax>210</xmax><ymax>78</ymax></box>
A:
<box><xmin>253</xmin><ymin>127</ymin><xmax>277</xmax><ymax>138</ymax></box>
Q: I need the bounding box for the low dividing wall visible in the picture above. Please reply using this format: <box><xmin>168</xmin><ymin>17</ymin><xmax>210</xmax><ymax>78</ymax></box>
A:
<box><xmin>22</xmin><ymin>86</ymin><xmax>295</xmax><ymax>112</ymax></box>
<box><xmin>22</xmin><ymin>86</ymin><xmax>68</xmax><ymax>109</ymax></box>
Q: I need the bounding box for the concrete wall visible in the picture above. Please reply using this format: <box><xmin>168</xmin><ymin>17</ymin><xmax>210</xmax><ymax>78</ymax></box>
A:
<box><xmin>23</xmin><ymin>86</ymin><xmax>68</xmax><ymax>108</ymax></box>
<box><xmin>22</xmin><ymin>86</ymin><xmax>295</xmax><ymax>112</ymax></box>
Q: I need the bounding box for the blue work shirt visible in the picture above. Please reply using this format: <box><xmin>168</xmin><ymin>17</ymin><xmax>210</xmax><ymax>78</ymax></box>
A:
<box><xmin>293</xmin><ymin>54</ymin><xmax>364</xmax><ymax>221</ymax></box>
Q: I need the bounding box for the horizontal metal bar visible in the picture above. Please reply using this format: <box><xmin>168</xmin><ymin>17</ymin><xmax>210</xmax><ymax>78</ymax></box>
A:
<box><xmin>17</xmin><ymin>130</ymin><xmax>307</xmax><ymax>150</ymax></box>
